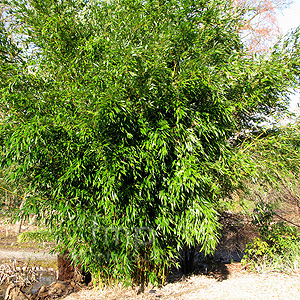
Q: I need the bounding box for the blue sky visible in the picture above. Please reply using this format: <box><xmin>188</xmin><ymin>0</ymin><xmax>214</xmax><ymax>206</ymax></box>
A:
<box><xmin>277</xmin><ymin>0</ymin><xmax>300</xmax><ymax>111</ymax></box>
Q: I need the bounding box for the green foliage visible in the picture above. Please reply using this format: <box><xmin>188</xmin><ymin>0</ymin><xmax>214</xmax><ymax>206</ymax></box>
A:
<box><xmin>242</xmin><ymin>202</ymin><xmax>300</xmax><ymax>272</ymax></box>
<box><xmin>253</xmin><ymin>202</ymin><xmax>300</xmax><ymax>252</ymax></box>
<box><xmin>243</xmin><ymin>237</ymin><xmax>272</xmax><ymax>261</ymax></box>
<box><xmin>1</xmin><ymin>0</ymin><xmax>300</xmax><ymax>287</ymax></box>
<box><xmin>17</xmin><ymin>229</ymin><xmax>54</xmax><ymax>243</ymax></box>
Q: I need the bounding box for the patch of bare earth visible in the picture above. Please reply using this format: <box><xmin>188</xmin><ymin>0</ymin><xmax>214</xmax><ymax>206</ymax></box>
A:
<box><xmin>0</xmin><ymin>219</ymin><xmax>56</xmax><ymax>263</ymax></box>
<box><xmin>64</xmin><ymin>263</ymin><xmax>300</xmax><ymax>300</ymax></box>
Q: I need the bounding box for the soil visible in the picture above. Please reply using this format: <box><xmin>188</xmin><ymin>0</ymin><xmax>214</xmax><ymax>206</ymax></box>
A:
<box><xmin>0</xmin><ymin>218</ymin><xmax>57</xmax><ymax>299</ymax></box>
<box><xmin>62</xmin><ymin>210</ymin><xmax>300</xmax><ymax>299</ymax></box>
<box><xmin>63</xmin><ymin>265</ymin><xmax>300</xmax><ymax>300</ymax></box>
<box><xmin>0</xmin><ymin>219</ymin><xmax>56</xmax><ymax>264</ymax></box>
<box><xmin>1</xmin><ymin>212</ymin><xmax>300</xmax><ymax>300</ymax></box>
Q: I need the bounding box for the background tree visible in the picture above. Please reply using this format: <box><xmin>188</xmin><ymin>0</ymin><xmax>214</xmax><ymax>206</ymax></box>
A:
<box><xmin>234</xmin><ymin>0</ymin><xmax>292</xmax><ymax>53</ymax></box>
<box><xmin>1</xmin><ymin>0</ymin><xmax>300</xmax><ymax>287</ymax></box>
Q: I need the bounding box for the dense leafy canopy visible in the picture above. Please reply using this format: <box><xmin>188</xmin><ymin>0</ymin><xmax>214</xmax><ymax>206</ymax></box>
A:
<box><xmin>1</xmin><ymin>0</ymin><xmax>300</xmax><ymax>285</ymax></box>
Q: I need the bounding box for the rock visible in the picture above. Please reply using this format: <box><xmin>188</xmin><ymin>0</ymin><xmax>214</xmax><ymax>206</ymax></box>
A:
<box><xmin>38</xmin><ymin>286</ymin><xmax>47</xmax><ymax>294</ymax></box>
<box><xmin>30</xmin><ymin>285</ymin><xmax>49</xmax><ymax>300</ymax></box>
<box><xmin>4</xmin><ymin>284</ymin><xmax>29</xmax><ymax>300</ymax></box>
<box><xmin>30</xmin><ymin>281</ymin><xmax>75</xmax><ymax>300</ymax></box>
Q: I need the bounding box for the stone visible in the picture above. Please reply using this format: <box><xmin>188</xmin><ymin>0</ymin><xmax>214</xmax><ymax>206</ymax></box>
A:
<box><xmin>38</xmin><ymin>286</ymin><xmax>47</xmax><ymax>294</ymax></box>
<box><xmin>4</xmin><ymin>284</ymin><xmax>29</xmax><ymax>300</ymax></box>
<box><xmin>30</xmin><ymin>281</ymin><xmax>74</xmax><ymax>300</ymax></box>
<box><xmin>29</xmin><ymin>285</ymin><xmax>49</xmax><ymax>300</ymax></box>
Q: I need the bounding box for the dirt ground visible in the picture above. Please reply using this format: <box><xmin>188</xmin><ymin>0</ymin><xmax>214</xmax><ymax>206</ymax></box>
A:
<box><xmin>1</xmin><ymin>212</ymin><xmax>300</xmax><ymax>300</ymax></box>
<box><xmin>0</xmin><ymin>218</ymin><xmax>56</xmax><ymax>263</ymax></box>
<box><xmin>63</xmin><ymin>208</ymin><xmax>300</xmax><ymax>300</ymax></box>
<box><xmin>64</xmin><ymin>264</ymin><xmax>300</xmax><ymax>300</ymax></box>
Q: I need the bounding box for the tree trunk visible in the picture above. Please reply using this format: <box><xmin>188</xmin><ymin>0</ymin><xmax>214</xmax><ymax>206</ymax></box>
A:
<box><xmin>14</xmin><ymin>198</ymin><xmax>26</xmax><ymax>234</ymax></box>
<box><xmin>57</xmin><ymin>251</ymin><xmax>91</xmax><ymax>285</ymax></box>
<box><xmin>181</xmin><ymin>246</ymin><xmax>195</xmax><ymax>275</ymax></box>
